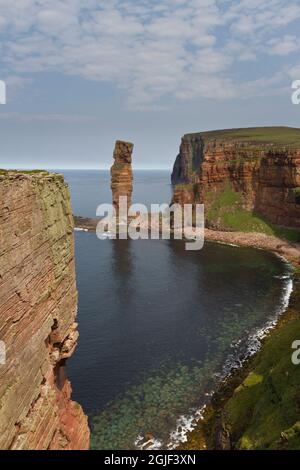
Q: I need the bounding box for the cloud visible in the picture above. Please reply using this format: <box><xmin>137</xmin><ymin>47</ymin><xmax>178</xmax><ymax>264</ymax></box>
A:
<box><xmin>267</xmin><ymin>35</ymin><xmax>299</xmax><ymax>55</ymax></box>
<box><xmin>0</xmin><ymin>0</ymin><xmax>299</xmax><ymax>108</ymax></box>
<box><xmin>0</xmin><ymin>112</ymin><xmax>96</xmax><ymax>123</ymax></box>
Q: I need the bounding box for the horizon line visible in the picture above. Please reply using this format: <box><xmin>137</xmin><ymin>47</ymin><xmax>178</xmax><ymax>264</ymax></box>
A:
<box><xmin>1</xmin><ymin>166</ymin><xmax>172</xmax><ymax>171</ymax></box>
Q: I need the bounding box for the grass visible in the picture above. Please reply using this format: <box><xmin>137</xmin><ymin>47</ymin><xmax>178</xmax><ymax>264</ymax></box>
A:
<box><xmin>223</xmin><ymin>291</ymin><xmax>300</xmax><ymax>450</ymax></box>
<box><xmin>206</xmin><ymin>184</ymin><xmax>300</xmax><ymax>242</ymax></box>
<box><xmin>223</xmin><ymin>211</ymin><xmax>300</xmax><ymax>242</ymax></box>
<box><xmin>292</xmin><ymin>188</ymin><xmax>300</xmax><ymax>204</ymax></box>
<box><xmin>186</xmin><ymin>126</ymin><xmax>300</xmax><ymax>148</ymax></box>
<box><xmin>0</xmin><ymin>169</ymin><xmax>49</xmax><ymax>175</ymax></box>
<box><xmin>174</xmin><ymin>183</ymin><xmax>194</xmax><ymax>190</ymax></box>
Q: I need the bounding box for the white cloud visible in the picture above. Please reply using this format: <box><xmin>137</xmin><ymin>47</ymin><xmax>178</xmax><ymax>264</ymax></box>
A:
<box><xmin>288</xmin><ymin>64</ymin><xmax>300</xmax><ymax>78</ymax></box>
<box><xmin>0</xmin><ymin>0</ymin><xmax>299</xmax><ymax>108</ymax></box>
<box><xmin>0</xmin><ymin>112</ymin><xmax>96</xmax><ymax>123</ymax></box>
<box><xmin>268</xmin><ymin>35</ymin><xmax>299</xmax><ymax>55</ymax></box>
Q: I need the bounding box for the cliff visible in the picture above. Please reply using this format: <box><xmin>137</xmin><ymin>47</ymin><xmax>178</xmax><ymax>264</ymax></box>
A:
<box><xmin>111</xmin><ymin>140</ymin><xmax>133</xmax><ymax>213</ymax></box>
<box><xmin>171</xmin><ymin>127</ymin><xmax>300</xmax><ymax>450</ymax></box>
<box><xmin>0</xmin><ymin>170</ymin><xmax>90</xmax><ymax>450</ymax></box>
<box><xmin>171</xmin><ymin>127</ymin><xmax>300</xmax><ymax>237</ymax></box>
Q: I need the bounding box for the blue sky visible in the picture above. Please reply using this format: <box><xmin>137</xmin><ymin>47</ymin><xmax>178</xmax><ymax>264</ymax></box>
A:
<box><xmin>1</xmin><ymin>0</ymin><xmax>300</xmax><ymax>169</ymax></box>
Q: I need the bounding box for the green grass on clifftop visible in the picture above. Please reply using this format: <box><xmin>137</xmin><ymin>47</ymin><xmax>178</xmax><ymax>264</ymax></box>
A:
<box><xmin>0</xmin><ymin>169</ymin><xmax>49</xmax><ymax>175</ymax></box>
<box><xmin>206</xmin><ymin>184</ymin><xmax>300</xmax><ymax>242</ymax></box>
<box><xmin>187</xmin><ymin>127</ymin><xmax>300</xmax><ymax>148</ymax></box>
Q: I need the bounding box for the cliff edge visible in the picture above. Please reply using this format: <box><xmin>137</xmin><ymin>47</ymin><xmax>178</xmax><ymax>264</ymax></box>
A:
<box><xmin>0</xmin><ymin>170</ymin><xmax>90</xmax><ymax>450</ymax></box>
<box><xmin>172</xmin><ymin>127</ymin><xmax>300</xmax><ymax>237</ymax></box>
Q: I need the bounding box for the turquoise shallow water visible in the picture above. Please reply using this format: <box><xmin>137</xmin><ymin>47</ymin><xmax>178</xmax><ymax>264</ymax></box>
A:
<box><xmin>62</xmin><ymin>170</ymin><xmax>292</xmax><ymax>450</ymax></box>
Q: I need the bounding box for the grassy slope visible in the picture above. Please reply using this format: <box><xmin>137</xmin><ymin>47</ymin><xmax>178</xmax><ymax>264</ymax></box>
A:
<box><xmin>186</xmin><ymin>126</ymin><xmax>300</xmax><ymax>148</ymax></box>
<box><xmin>206</xmin><ymin>183</ymin><xmax>300</xmax><ymax>242</ymax></box>
<box><xmin>223</xmin><ymin>277</ymin><xmax>300</xmax><ymax>450</ymax></box>
<box><xmin>0</xmin><ymin>169</ymin><xmax>49</xmax><ymax>175</ymax></box>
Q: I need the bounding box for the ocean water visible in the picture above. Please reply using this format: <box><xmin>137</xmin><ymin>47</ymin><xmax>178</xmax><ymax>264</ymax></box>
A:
<box><xmin>61</xmin><ymin>170</ymin><xmax>292</xmax><ymax>450</ymax></box>
<box><xmin>61</xmin><ymin>169</ymin><xmax>172</xmax><ymax>217</ymax></box>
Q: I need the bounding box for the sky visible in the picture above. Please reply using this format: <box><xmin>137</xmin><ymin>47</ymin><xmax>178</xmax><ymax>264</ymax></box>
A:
<box><xmin>0</xmin><ymin>0</ymin><xmax>300</xmax><ymax>170</ymax></box>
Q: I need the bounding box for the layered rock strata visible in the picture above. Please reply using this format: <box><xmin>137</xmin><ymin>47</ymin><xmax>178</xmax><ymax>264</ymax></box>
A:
<box><xmin>111</xmin><ymin>140</ymin><xmax>133</xmax><ymax>213</ymax></box>
<box><xmin>171</xmin><ymin>127</ymin><xmax>300</xmax><ymax>229</ymax></box>
<box><xmin>0</xmin><ymin>171</ymin><xmax>90</xmax><ymax>450</ymax></box>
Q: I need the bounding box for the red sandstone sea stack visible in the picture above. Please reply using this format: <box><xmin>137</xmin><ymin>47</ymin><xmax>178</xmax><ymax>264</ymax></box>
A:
<box><xmin>111</xmin><ymin>140</ymin><xmax>134</xmax><ymax>213</ymax></box>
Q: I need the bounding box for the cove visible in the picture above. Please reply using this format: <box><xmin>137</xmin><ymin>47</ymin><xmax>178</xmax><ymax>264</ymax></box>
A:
<box><xmin>66</xmin><ymin>233</ymin><xmax>292</xmax><ymax>450</ymax></box>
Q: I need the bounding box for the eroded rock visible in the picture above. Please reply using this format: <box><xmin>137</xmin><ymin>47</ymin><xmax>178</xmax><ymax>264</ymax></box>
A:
<box><xmin>171</xmin><ymin>127</ymin><xmax>300</xmax><ymax>229</ymax></box>
<box><xmin>0</xmin><ymin>171</ymin><xmax>90</xmax><ymax>450</ymax></box>
<box><xmin>111</xmin><ymin>140</ymin><xmax>134</xmax><ymax>214</ymax></box>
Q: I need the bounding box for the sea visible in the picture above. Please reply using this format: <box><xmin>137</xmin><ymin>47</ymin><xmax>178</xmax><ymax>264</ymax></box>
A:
<box><xmin>57</xmin><ymin>169</ymin><xmax>292</xmax><ymax>450</ymax></box>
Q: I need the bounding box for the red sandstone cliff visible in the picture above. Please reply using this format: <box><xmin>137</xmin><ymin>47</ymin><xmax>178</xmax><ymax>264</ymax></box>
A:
<box><xmin>171</xmin><ymin>127</ymin><xmax>300</xmax><ymax>230</ymax></box>
<box><xmin>0</xmin><ymin>171</ymin><xmax>90</xmax><ymax>450</ymax></box>
<box><xmin>111</xmin><ymin>140</ymin><xmax>133</xmax><ymax>213</ymax></box>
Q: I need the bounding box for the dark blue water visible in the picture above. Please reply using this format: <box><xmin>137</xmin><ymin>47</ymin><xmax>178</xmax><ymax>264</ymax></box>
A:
<box><xmin>60</xmin><ymin>170</ymin><xmax>172</xmax><ymax>217</ymax></box>
<box><xmin>61</xmin><ymin>170</ymin><xmax>291</xmax><ymax>450</ymax></box>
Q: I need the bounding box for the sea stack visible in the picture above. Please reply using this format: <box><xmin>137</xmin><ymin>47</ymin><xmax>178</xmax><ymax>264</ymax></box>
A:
<box><xmin>111</xmin><ymin>140</ymin><xmax>134</xmax><ymax>214</ymax></box>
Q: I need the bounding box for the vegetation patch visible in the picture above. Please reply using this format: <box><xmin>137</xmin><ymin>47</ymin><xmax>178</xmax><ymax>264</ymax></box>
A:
<box><xmin>292</xmin><ymin>188</ymin><xmax>300</xmax><ymax>205</ymax></box>
<box><xmin>223</xmin><ymin>293</ymin><xmax>300</xmax><ymax>450</ymax></box>
<box><xmin>206</xmin><ymin>183</ymin><xmax>300</xmax><ymax>242</ymax></box>
<box><xmin>187</xmin><ymin>127</ymin><xmax>300</xmax><ymax>149</ymax></box>
<box><xmin>0</xmin><ymin>169</ymin><xmax>49</xmax><ymax>175</ymax></box>
<box><xmin>174</xmin><ymin>183</ymin><xmax>194</xmax><ymax>191</ymax></box>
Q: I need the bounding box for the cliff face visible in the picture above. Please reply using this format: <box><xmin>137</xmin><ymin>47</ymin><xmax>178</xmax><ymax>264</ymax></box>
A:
<box><xmin>0</xmin><ymin>171</ymin><xmax>90</xmax><ymax>450</ymax></box>
<box><xmin>111</xmin><ymin>140</ymin><xmax>133</xmax><ymax>212</ymax></box>
<box><xmin>171</xmin><ymin>127</ymin><xmax>300</xmax><ymax>231</ymax></box>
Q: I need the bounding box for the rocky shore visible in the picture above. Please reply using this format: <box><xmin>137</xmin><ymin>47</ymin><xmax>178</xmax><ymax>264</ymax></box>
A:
<box><xmin>204</xmin><ymin>229</ymin><xmax>300</xmax><ymax>267</ymax></box>
<box><xmin>73</xmin><ymin>215</ymin><xmax>300</xmax><ymax>265</ymax></box>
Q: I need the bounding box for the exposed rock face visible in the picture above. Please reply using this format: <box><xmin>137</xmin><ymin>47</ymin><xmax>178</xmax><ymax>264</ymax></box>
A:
<box><xmin>0</xmin><ymin>171</ymin><xmax>90</xmax><ymax>450</ymax></box>
<box><xmin>111</xmin><ymin>140</ymin><xmax>133</xmax><ymax>213</ymax></box>
<box><xmin>171</xmin><ymin>127</ymin><xmax>300</xmax><ymax>229</ymax></box>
